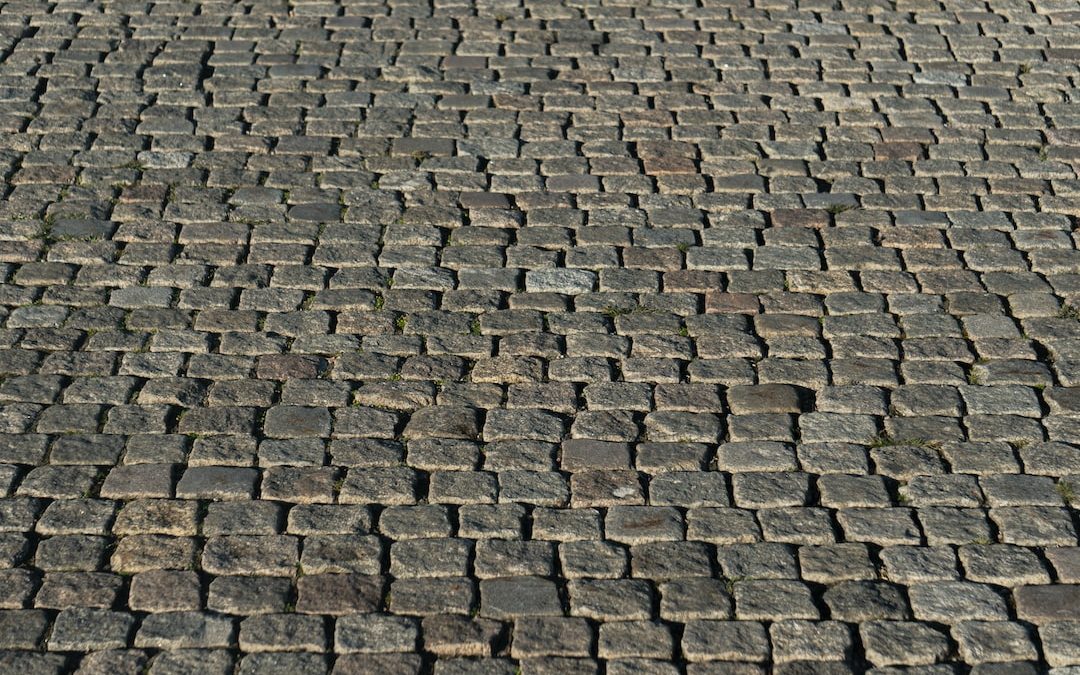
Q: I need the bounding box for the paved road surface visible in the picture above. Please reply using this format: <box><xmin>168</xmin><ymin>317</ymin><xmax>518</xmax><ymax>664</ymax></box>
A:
<box><xmin>0</xmin><ymin>0</ymin><xmax>1078</xmax><ymax>672</ymax></box>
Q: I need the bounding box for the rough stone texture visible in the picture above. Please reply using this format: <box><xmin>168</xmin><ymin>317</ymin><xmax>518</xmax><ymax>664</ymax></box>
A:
<box><xmin>0</xmin><ymin>0</ymin><xmax>1076</xmax><ymax>672</ymax></box>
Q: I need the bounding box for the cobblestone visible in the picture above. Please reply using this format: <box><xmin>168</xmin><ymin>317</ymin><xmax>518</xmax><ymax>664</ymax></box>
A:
<box><xmin>0</xmin><ymin>0</ymin><xmax>1075</xmax><ymax>671</ymax></box>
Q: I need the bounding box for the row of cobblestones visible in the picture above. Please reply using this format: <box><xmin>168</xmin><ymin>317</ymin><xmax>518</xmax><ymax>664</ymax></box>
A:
<box><xmin>0</xmin><ymin>0</ymin><xmax>1078</xmax><ymax>673</ymax></box>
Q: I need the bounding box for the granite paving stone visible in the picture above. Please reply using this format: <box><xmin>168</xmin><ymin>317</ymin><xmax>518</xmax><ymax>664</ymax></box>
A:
<box><xmin>0</xmin><ymin>0</ymin><xmax>1076</xmax><ymax>671</ymax></box>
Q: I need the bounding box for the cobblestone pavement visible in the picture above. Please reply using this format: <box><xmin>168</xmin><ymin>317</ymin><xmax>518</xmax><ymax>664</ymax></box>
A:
<box><xmin>0</xmin><ymin>0</ymin><xmax>1079</xmax><ymax>673</ymax></box>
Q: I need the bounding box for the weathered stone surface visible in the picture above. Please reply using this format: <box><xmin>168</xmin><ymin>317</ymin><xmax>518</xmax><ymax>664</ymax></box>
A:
<box><xmin>480</xmin><ymin>577</ymin><xmax>564</xmax><ymax>619</ymax></box>
<box><xmin>860</xmin><ymin>621</ymin><xmax>951</xmax><ymax>667</ymax></box>
<box><xmin>1015</xmin><ymin>585</ymin><xmax>1080</xmax><ymax>623</ymax></box>
<box><xmin>238</xmin><ymin>613</ymin><xmax>328</xmax><ymax>653</ymax></box>
<box><xmin>402</xmin><ymin>406</ymin><xmax>481</xmax><ymax>440</ymax></box>
<box><xmin>48</xmin><ymin>609</ymin><xmax>133</xmax><ymax>652</ymax></box>
<box><xmin>134</xmin><ymin>612</ymin><xmax>236</xmax><ymax>649</ymax></box>
<box><xmin>335</xmin><ymin>615</ymin><xmax>418</xmax><ymax>653</ymax></box>
<box><xmin>526</xmin><ymin>270</ymin><xmax>597</xmax><ymax>295</ymax></box>
<box><xmin>1</xmin><ymin>2</ymin><xmax>1076</xmax><ymax>672</ymax></box>
<box><xmin>201</xmin><ymin>536</ymin><xmax>299</xmax><ymax>576</ymax></box>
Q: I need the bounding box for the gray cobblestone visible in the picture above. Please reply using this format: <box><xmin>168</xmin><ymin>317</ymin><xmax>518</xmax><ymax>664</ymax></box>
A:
<box><xmin>0</xmin><ymin>0</ymin><xmax>1074</xmax><ymax>671</ymax></box>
